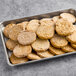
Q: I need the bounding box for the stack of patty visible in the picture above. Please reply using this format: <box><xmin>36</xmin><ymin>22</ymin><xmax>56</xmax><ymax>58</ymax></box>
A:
<box><xmin>4</xmin><ymin>13</ymin><xmax>76</xmax><ymax>64</ymax></box>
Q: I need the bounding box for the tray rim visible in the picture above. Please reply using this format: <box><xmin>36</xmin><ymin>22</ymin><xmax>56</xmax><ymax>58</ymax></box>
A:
<box><xmin>2</xmin><ymin>8</ymin><xmax>76</xmax><ymax>25</ymax></box>
<box><xmin>1</xmin><ymin>8</ymin><xmax>76</xmax><ymax>66</ymax></box>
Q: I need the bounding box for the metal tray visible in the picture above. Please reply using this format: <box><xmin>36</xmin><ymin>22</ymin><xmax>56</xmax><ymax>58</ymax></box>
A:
<box><xmin>0</xmin><ymin>8</ymin><xmax>76</xmax><ymax>66</ymax></box>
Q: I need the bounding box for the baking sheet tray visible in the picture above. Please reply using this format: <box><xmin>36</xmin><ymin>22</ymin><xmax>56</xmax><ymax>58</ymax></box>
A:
<box><xmin>0</xmin><ymin>9</ymin><xmax>76</xmax><ymax>66</ymax></box>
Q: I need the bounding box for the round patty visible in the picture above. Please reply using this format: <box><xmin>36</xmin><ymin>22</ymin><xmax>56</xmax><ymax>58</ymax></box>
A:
<box><xmin>10</xmin><ymin>53</ymin><xmax>28</xmax><ymax>64</ymax></box>
<box><xmin>49</xmin><ymin>45</ymin><xmax>65</xmax><ymax>55</ymax></box>
<box><xmin>6</xmin><ymin>39</ymin><xmax>18</xmax><ymax>51</ymax></box>
<box><xmin>50</xmin><ymin>34</ymin><xmax>68</xmax><ymax>48</ymax></box>
<box><xmin>61</xmin><ymin>45</ymin><xmax>75</xmax><ymax>52</ymax></box>
<box><xmin>32</xmin><ymin>38</ymin><xmax>50</xmax><ymax>52</ymax></box>
<box><xmin>13</xmin><ymin>44</ymin><xmax>32</xmax><ymax>58</ymax></box>
<box><xmin>26</xmin><ymin>19</ymin><xmax>40</xmax><ymax>32</ymax></box>
<box><xmin>3</xmin><ymin>23</ymin><xmax>15</xmax><ymax>38</ymax></box>
<box><xmin>37</xmin><ymin>25</ymin><xmax>54</xmax><ymax>39</ymax></box>
<box><xmin>56</xmin><ymin>19</ymin><xmax>74</xmax><ymax>36</ymax></box>
<box><xmin>9</xmin><ymin>25</ymin><xmax>23</xmax><ymax>41</ymax></box>
<box><xmin>66</xmin><ymin>31</ymin><xmax>76</xmax><ymax>43</ymax></box>
<box><xmin>27</xmin><ymin>53</ymin><xmax>41</xmax><ymax>60</ymax></box>
<box><xmin>60</xmin><ymin>13</ymin><xmax>75</xmax><ymax>23</ymax></box>
<box><xmin>37</xmin><ymin>50</ymin><xmax>54</xmax><ymax>58</ymax></box>
<box><xmin>17</xmin><ymin>31</ymin><xmax>36</xmax><ymax>45</ymax></box>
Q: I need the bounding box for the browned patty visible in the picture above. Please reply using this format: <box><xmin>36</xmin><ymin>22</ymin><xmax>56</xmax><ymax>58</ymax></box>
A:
<box><xmin>61</xmin><ymin>45</ymin><xmax>76</xmax><ymax>52</ymax></box>
<box><xmin>26</xmin><ymin>19</ymin><xmax>40</xmax><ymax>32</ymax></box>
<box><xmin>49</xmin><ymin>45</ymin><xmax>65</xmax><ymax>55</ymax></box>
<box><xmin>6</xmin><ymin>39</ymin><xmax>18</xmax><ymax>51</ymax></box>
<box><xmin>37</xmin><ymin>25</ymin><xmax>54</xmax><ymax>39</ymax></box>
<box><xmin>17</xmin><ymin>31</ymin><xmax>36</xmax><ymax>45</ymax></box>
<box><xmin>66</xmin><ymin>31</ymin><xmax>76</xmax><ymax>43</ymax></box>
<box><xmin>13</xmin><ymin>44</ymin><xmax>32</xmax><ymax>58</ymax></box>
<box><xmin>9</xmin><ymin>25</ymin><xmax>23</xmax><ymax>41</ymax></box>
<box><xmin>56</xmin><ymin>19</ymin><xmax>74</xmax><ymax>36</ymax></box>
<box><xmin>60</xmin><ymin>13</ymin><xmax>75</xmax><ymax>23</ymax></box>
<box><xmin>32</xmin><ymin>38</ymin><xmax>50</xmax><ymax>52</ymax></box>
<box><xmin>50</xmin><ymin>34</ymin><xmax>68</xmax><ymax>48</ymax></box>
<box><xmin>3</xmin><ymin>23</ymin><xmax>15</xmax><ymax>38</ymax></box>
<box><xmin>10</xmin><ymin>53</ymin><xmax>28</xmax><ymax>64</ymax></box>
<box><xmin>37</xmin><ymin>50</ymin><xmax>54</xmax><ymax>58</ymax></box>
<box><xmin>27</xmin><ymin>53</ymin><xmax>41</xmax><ymax>60</ymax></box>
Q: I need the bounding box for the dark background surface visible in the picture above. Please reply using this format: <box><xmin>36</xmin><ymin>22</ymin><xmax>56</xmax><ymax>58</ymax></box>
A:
<box><xmin>0</xmin><ymin>0</ymin><xmax>76</xmax><ymax>76</ymax></box>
